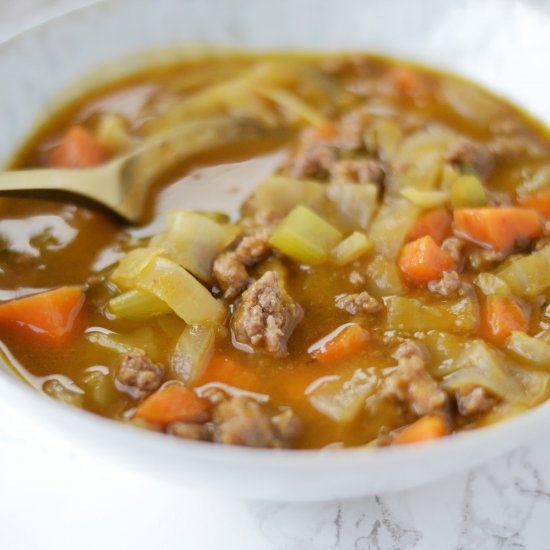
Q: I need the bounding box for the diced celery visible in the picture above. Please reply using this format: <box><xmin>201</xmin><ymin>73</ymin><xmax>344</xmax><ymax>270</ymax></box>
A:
<box><xmin>368</xmin><ymin>198</ymin><xmax>419</xmax><ymax>259</ymax></box>
<box><xmin>326</xmin><ymin>183</ymin><xmax>378</xmax><ymax>230</ymax></box>
<box><xmin>150</xmin><ymin>210</ymin><xmax>233</xmax><ymax>281</ymax></box>
<box><xmin>95</xmin><ymin>113</ymin><xmax>133</xmax><ymax>152</ymax></box>
<box><xmin>401</xmin><ymin>187</ymin><xmax>450</xmax><ymax>208</ymax></box>
<box><xmin>133</xmin><ymin>256</ymin><xmax>226</xmax><ymax>325</ymax></box>
<box><xmin>308</xmin><ymin>368</ymin><xmax>377</xmax><ymax>422</ymax></box>
<box><xmin>87</xmin><ymin>327</ymin><xmax>165</xmax><ymax>362</ymax></box>
<box><xmin>443</xmin><ymin>340</ymin><xmax>525</xmax><ymax>402</ymax></box>
<box><xmin>385</xmin><ymin>295</ymin><xmax>479</xmax><ymax>334</ymax></box>
<box><xmin>254</xmin><ymin>175</ymin><xmax>326</xmax><ymax>214</ymax></box>
<box><xmin>370</xmin><ymin>119</ymin><xmax>403</xmax><ymax>161</ymax></box>
<box><xmin>499</xmin><ymin>246</ymin><xmax>550</xmax><ymax>298</ymax></box>
<box><xmin>330</xmin><ymin>232</ymin><xmax>373</xmax><ymax>266</ymax></box>
<box><xmin>365</xmin><ymin>256</ymin><xmax>405</xmax><ymax>297</ymax></box>
<box><xmin>108</xmin><ymin>289</ymin><xmax>172</xmax><ymax>319</ymax></box>
<box><xmin>110</xmin><ymin>248</ymin><xmax>164</xmax><ymax>290</ymax></box>
<box><xmin>43</xmin><ymin>379</ymin><xmax>84</xmax><ymax>407</ymax></box>
<box><xmin>269</xmin><ymin>205</ymin><xmax>343</xmax><ymax>265</ymax></box>
<box><xmin>171</xmin><ymin>325</ymin><xmax>215</xmax><ymax>384</ymax></box>
<box><xmin>449</xmin><ymin>170</ymin><xmax>488</xmax><ymax>208</ymax></box>
<box><xmin>81</xmin><ymin>370</ymin><xmax>119</xmax><ymax>409</ymax></box>
<box><xmin>474</xmin><ymin>273</ymin><xmax>511</xmax><ymax>296</ymax></box>
<box><xmin>506</xmin><ymin>331</ymin><xmax>550</xmax><ymax>370</ymax></box>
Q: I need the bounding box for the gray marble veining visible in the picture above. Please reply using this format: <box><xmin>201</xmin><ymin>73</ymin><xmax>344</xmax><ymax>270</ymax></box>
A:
<box><xmin>2</xmin><ymin>2</ymin><xmax>550</xmax><ymax>548</ymax></box>
<box><xmin>243</xmin><ymin>441</ymin><xmax>550</xmax><ymax>549</ymax></box>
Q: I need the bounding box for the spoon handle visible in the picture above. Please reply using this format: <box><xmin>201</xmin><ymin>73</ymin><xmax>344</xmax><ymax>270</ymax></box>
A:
<box><xmin>0</xmin><ymin>167</ymin><xmax>102</xmax><ymax>195</ymax></box>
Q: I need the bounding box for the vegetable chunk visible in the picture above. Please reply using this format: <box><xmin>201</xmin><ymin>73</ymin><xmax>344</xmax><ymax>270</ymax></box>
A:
<box><xmin>386</xmin><ymin>295</ymin><xmax>479</xmax><ymax>334</ymax></box>
<box><xmin>407</xmin><ymin>207</ymin><xmax>452</xmax><ymax>245</ymax></box>
<box><xmin>269</xmin><ymin>205</ymin><xmax>342</xmax><ymax>265</ymax></box>
<box><xmin>113</xmin><ymin>252</ymin><xmax>225</xmax><ymax>326</ymax></box>
<box><xmin>310</xmin><ymin>324</ymin><xmax>370</xmax><ymax>363</ymax></box>
<box><xmin>398</xmin><ymin>235</ymin><xmax>454</xmax><ymax>286</ymax></box>
<box><xmin>149</xmin><ymin>210</ymin><xmax>232</xmax><ymax>281</ymax></box>
<box><xmin>481</xmin><ymin>295</ymin><xmax>529</xmax><ymax>346</ymax></box>
<box><xmin>499</xmin><ymin>245</ymin><xmax>550</xmax><ymax>298</ymax></box>
<box><xmin>308</xmin><ymin>368</ymin><xmax>377</xmax><ymax>422</ymax></box>
<box><xmin>0</xmin><ymin>287</ymin><xmax>85</xmax><ymax>343</ymax></box>
<box><xmin>49</xmin><ymin>126</ymin><xmax>107</xmax><ymax>168</ymax></box>
<box><xmin>454</xmin><ymin>208</ymin><xmax>543</xmax><ymax>251</ymax></box>
<box><xmin>330</xmin><ymin>232</ymin><xmax>373</xmax><ymax>266</ymax></box>
<box><xmin>394</xmin><ymin>415</ymin><xmax>447</xmax><ymax>445</ymax></box>
<box><xmin>135</xmin><ymin>384</ymin><xmax>210</xmax><ymax>424</ymax></box>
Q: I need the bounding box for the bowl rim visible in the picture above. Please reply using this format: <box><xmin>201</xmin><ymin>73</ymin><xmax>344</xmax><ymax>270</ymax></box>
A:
<box><xmin>0</xmin><ymin>0</ymin><xmax>549</xmax><ymax>473</ymax></box>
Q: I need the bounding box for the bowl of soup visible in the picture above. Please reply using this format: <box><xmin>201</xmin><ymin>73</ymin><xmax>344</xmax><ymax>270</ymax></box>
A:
<box><xmin>1</xmin><ymin>0</ymin><xmax>550</xmax><ymax>500</ymax></box>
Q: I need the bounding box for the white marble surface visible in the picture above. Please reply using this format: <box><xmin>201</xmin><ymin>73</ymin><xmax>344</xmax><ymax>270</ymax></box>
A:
<box><xmin>2</xmin><ymin>1</ymin><xmax>550</xmax><ymax>548</ymax></box>
<box><xmin>3</xmin><ymin>399</ymin><xmax>550</xmax><ymax>550</ymax></box>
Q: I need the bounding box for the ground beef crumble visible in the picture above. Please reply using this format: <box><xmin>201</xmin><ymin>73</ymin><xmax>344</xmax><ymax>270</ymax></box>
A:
<box><xmin>213</xmin><ymin>252</ymin><xmax>251</xmax><ymax>300</ymax></box>
<box><xmin>441</xmin><ymin>237</ymin><xmax>466</xmax><ymax>265</ymax></box>
<box><xmin>116</xmin><ymin>350</ymin><xmax>164</xmax><ymax>398</ymax></box>
<box><xmin>166</xmin><ymin>395</ymin><xmax>302</xmax><ymax>448</ymax></box>
<box><xmin>468</xmin><ymin>247</ymin><xmax>508</xmax><ymax>271</ymax></box>
<box><xmin>428</xmin><ymin>270</ymin><xmax>464</xmax><ymax>297</ymax></box>
<box><xmin>213</xmin><ymin>228</ymin><xmax>272</xmax><ymax>300</ymax></box>
<box><xmin>444</xmin><ymin>137</ymin><xmax>494</xmax><ymax>179</ymax></box>
<box><xmin>168</xmin><ymin>421</ymin><xmax>211</xmax><ymax>441</ymax></box>
<box><xmin>381</xmin><ymin>340</ymin><xmax>447</xmax><ymax>416</ymax></box>
<box><xmin>213</xmin><ymin>397</ymin><xmax>301</xmax><ymax>448</ymax></box>
<box><xmin>456</xmin><ymin>387</ymin><xmax>496</xmax><ymax>417</ymax></box>
<box><xmin>234</xmin><ymin>228</ymin><xmax>272</xmax><ymax>265</ymax></box>
<box><xmin>335</xmin><ymin>106</ymin><xmax>372</xmax><ymax>150</ymax></box>
<box><xmin>329</xmin><ymin>158</ymin><xmax>385</xmax><ymax>185</ymax></box>
<box><xmin>231</xmin><ymin>271</ymin><xmax>303</xmax><ymax>357</ymax></box>
<box><xmin>335</xmin><ymin>291</ymin><xmax>382</xmax><ymax>315</ymax></box>
<box><xmin>348</xmin><ymin>270</ymin><xmax>366</xmax><ymax>286</ymax></box>
<box><xmin>283</xmin><ymin>105</ymin><xmax>385</xmax><ymax>182</ymax></box>
<box><xmin>284</xmin><ymin>127</ymin><xmax>338</xmax><ymax>179</ymax></box>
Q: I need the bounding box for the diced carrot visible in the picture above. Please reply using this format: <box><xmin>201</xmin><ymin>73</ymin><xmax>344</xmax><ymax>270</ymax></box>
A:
<box><xmin>398</xmin><ymin>235</ymin><xmax>455</xmax><ymax>286</ymax></box>
<box><xmin>481</xmin><ymin>295</ymin><xmax>529</xmax><ymax>345</ymax></box>
<box><xmin>390</xmin><ymin>66</ymin><xmax>430</xmax><ymax>96</ymax></box>
<box><xmin>454</xmin><ymin>207</ymin><xmax>543</xmax><ymax>252</ymax></box>
<box><xmin>0</xmin><ymin>286</ymin><xmax>85</xmax><ymax>343</ymax></box>
<box><xmin>407</xmin><ymin>207</ymin><xmax>453</xmax><ymax>245</ymax></box>
<box><xmin>394</xmin><ymin>415</ymin><xmax>448</xmax><ymax>445</ymax></box>
<box><xmin>517</xmin><ymin>190</ymin><xmax>550</xmax><ymax>218</ymax></box>
<box><xmin>135</xmin><ymin>384</ymin><xmax>209</xmax><ymax>424</ymax></box>
<box><xmin>48</xmin><ymin>126</ymin><xmax>107</xmax><ymax>168</ymax></box>
<box><xmin>312</xmin><ymin>323</ymin><xmax>370</xmax><ymax>364</ymax></box>
<box><xmin>196</xmin><ymin>353</ymin><xmax>261</xmax><ymax>392</ymax></box>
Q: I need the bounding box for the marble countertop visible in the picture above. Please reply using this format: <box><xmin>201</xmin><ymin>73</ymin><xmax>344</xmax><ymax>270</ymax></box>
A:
<box><xmin>2</xmin><ymin>1</ymin><xmax>550</xmax><ymax>548</ymax></box>
<box><xmin>2</xmin><ymin>399</ymin><xmax>550</xmax><ymax>550</ymax></box>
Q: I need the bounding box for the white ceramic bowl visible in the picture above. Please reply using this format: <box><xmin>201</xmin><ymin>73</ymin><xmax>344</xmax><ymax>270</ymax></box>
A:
<box><xmin>1</xmin><ymin>0</ymin><xmax>550</xmax><ymax>501</ymax></box>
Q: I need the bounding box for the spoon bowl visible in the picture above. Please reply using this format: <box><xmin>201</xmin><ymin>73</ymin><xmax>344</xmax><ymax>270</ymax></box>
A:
<box><xmin>0</xmin><ymin>117</ymin><xmax>274</xmax><ymax>223</ymax></box>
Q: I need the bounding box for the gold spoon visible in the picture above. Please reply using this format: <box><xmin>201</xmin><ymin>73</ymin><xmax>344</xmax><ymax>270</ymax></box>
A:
<box><xmin>0</xmin><ymin>118</ymin><xmax>275</xmax><ymax>223</ymax></box>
